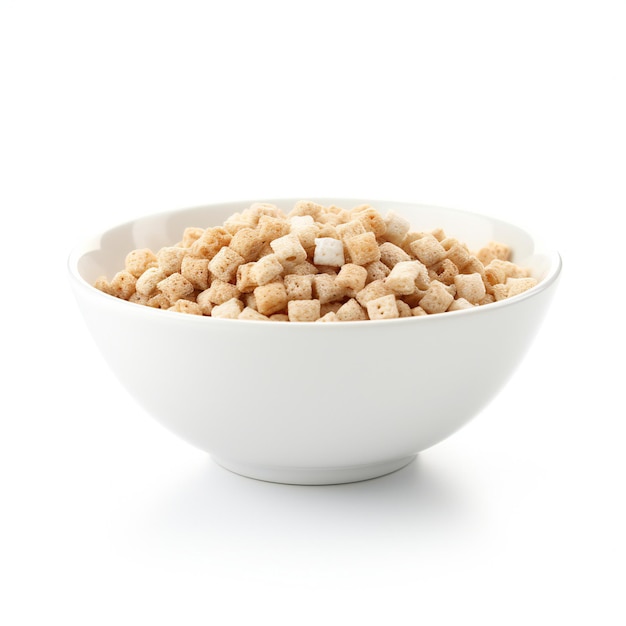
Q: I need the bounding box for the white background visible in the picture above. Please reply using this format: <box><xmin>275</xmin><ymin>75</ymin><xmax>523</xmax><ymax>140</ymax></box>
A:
<box><xmin>1</xmin><ymin>1</ymin><xmax>624</xmax><ymax>624</ymax></box>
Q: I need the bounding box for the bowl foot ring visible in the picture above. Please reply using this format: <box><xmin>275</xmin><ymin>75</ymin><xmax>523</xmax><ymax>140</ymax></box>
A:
<box><xmin>212</xmin><ymin>454</ymin><xmax>417</xmax><ymax>485</ymax></box>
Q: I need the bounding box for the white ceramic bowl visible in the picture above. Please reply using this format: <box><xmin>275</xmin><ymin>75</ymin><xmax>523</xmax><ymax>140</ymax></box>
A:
<box><xmin>69</xmin><ymin>198</ymin><xmax>561</xmax><ymax>484</ymax></box>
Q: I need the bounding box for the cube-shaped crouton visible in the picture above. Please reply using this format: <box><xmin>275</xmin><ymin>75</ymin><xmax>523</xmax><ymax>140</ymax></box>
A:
<box><xmin>250</xmin><ymin>254</ymin><xmax>284</xmax><ymax>286</ymax></box>
<box><xmin>313</xmin><ymin>274</ymin><xmax>344</xmax><ymax>304</ymax></box>
<box><xmin>211</xmin><ymin>297</ymin><xmax>244</xmax><ymax>319</ymax></box>
<box><xmin>355</xmin><ymin>279</ymin><xmax>393</xmax><ymax>307</ymax></box>
<box><xmin>355</xmin><ymin>207</ymin><xmax>387</xmax><ymax>237</ymax></box>
<box><xmin>337</xmin><ymin>298</ymin><xmax>368</xmax><ymax>321</ymax></box>
<box><xmin>316</xmin><ymin>311</ymin><xmax>340</xmax><ymax>322</ymax></box>
<box><xmin>157</xmin><ymin>272</ymin><xmax>194</xmax><ymax>304</ymax></box>
<box><xmin>379</xmin><ymin>242</ymin><xmax>411</xmax><ymax>269</ymax></box>
<box><xmin>254</xmin><ymin>282</ymin><xmax>288</xmax><ymax>316</ymax></box>
<box><xmin>181</xmin><ymin>227</ymin><xmax>204</xmax><ymax>247</ymax></box>
<box><xmin>410</xmin><ymin>234</ymin><xmax>447</xmax><ymax>267</ymax></box>
<box><xmin>447</xmin><ymin>298</ymin><xmax>474</xmax><ymax>311</ymax></box>
<box><xmin>229</xmin><ymin>227</ymin><xmax>265</xmax><ymax>262</ymax></box>
<box><xmin>169</xmin><ymin>299</ymin><xmax>203</xmax><ymax>315</ymax></box>
<box><xmin>238</xmin><ymin>307</ymin><xmax>269</xmax><ymax>321</ymax></box>
<box><xmin>442</xmin><ymin>238</ymin><xmax>471</xmax><ymax>269</ymax></box>
<box><xmin>203</xmin><ymin>279</ymin><xmax>241</xmax><ymax>305</ymax></box>
<box><xmin>344</xmin><ymin>232</ymin><xmax>381</xmax><ymax>266</ymax></box>
<box><xmin>506</xmin><ymin>277</ymin><xmax>538</xmax><ymax>297</ymax></box>
<box><xmin>208</xmin><ymin>247</ymin><xmax>245</xmax><ymax>283</ymax></box>
<box><xmin>284</xmin><ymin>274</ymin><xmax>313</xmax><ymax>301</ymax></box>
<box><xmin>181</xmin><ymin>255</ymin><xmax>210</xmax><ymax>290</ymax></box>
<box><xmin>335</xmin><ymin>263</ymin><xmax>368</xmax><ymax>293</ymax></box>
<box><xmin>125</xmin><ymin>248</ymin><xmax>158</xmax><ymax>278</ymax></box>
<box><xmin>258</xmin><ymin>215</ymin><xmax>291</xmax><ymax>244</ymax></box>
<box><xmin>384</xmin><ymin>210</ymin><xmax>411</xmax><ymax>246</ymax></box>
<box><xmin>270</xmin><ymin>232</ymin><xmax>308</xmax><ymax>267</ymax></box>
<box><xmin>336</xmin><ymin>219</ymin><xmax>366</xmax><ymax>241</ymax></box>
<box><xmin>429</xmin><ymin>258</ymin><xmax>459</xmax><ymax>286</ymax></box>
<box><xmin>236</xmin><ymin>262</ymin><xmax>258</xmax><ymax>293</ymax></box>
<box><xmin>385</xmin><ymin>260</ymin><xmax>424</xmax><ymax>295</ymax></box>
<box><xmin>287</xmin><ymin>299</ymin><xmax>321</xmax><ymax>322</ymax></box>
<box><xmin>157</xmin><ymin>246</ymin><xmax>187</xmax><ymax>275</ymax></box>
<box><xmin>109</xmin><ymin>270</ymin><xmax>137</xmax><ymax>300</ymax></box>
<box><xmin>454</xmin><ymin>272</ymin><xmax>486</xmax><ymax>304</ymax></box>
<box><xmin>189</xmin><ymin>227</ymin><xmax>232</xmax><ymax>260</ymax></box>
<box><xmin>366</xmin><ymin>294</ymin><xmax>399</xmax><ymax>320</ymax></box>
<box><xmin>418</xmin><ymin>280</ymin><xmax>454</xmax><ymax>314</ymax></box>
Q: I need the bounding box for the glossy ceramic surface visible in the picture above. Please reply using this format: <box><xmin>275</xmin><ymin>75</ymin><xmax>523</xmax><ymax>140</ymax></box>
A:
<box><xmin>68</xmin><ymin>199</ymin><xmax>561</xmax><ymax>484</ymax></box>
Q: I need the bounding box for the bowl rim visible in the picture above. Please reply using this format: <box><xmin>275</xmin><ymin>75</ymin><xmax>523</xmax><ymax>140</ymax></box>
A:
<box><xmin>68</xmin><ymin>197</ymin><xmax>562</xmax><ymax>327</ymax></box>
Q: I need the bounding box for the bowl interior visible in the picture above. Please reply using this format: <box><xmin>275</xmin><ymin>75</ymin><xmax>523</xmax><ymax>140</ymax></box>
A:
<box><xmin>71</xmin><ymin>198</ymin><xmax>558</xmax><ymax>289</ymax></box>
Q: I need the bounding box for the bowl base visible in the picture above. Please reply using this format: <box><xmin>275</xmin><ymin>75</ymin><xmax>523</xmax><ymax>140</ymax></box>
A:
<box><xmin>212</xmin><ymin>454</ymin><xmax>417</xmax><ymax>485</ymax></box>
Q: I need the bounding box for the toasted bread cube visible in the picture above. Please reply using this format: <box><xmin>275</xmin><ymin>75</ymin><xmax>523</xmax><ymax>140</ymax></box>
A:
<box><xmin>208</xmin><ymin>247</ymin><xmax>245</xmax><ymax>283</ymax></box>
<box><xmin>476</xmin><ymin>241</ymin><xmax>511</xmax><ymax>265</ymax></box>
<box><xmin>364</xmin><ymin>260</ymin><xmax>390</xmax><ymax>283</ymax></box>
<box><xmin>454</xmin><ymin>272</ymin><xmax>486</xmax><ymax>304</ymax></box>
<box><xmin>288</xmin><ymin>200</ymin><xmax>325</xmax><ymax>221</ymax></box>
<box><xmin>418</xmin><ymin>280</ymin><xmax>454</xmax><ymax>314</ymax></box>
<box><xmin>463</xmin><ymin>256</ymin><xmax>486</xmax><ymax>280</ymax></box>
<box><xmin>289</xmin><ymin>261</ymin><xmax>319</xmax><ymax>276</ymax></box>
<box><xmin>493</xmin><ymin>283</ymin><xmax>509</xmax><ymax>301</ymax></box>
<box><xmin>344</xmin><ymin>232</ymin><xmax>381</xmax><ymax>266</ymax></box>
<box><xmin>506</xmin><ymin>276</ymin><xmax>538</xmax><ymax>297</ymax></box>
<box><xmin>250</xmin><ymin>254</ymin><xmax>284</xmax><ymax>286</ymax></box>
<box><xmin>313</xmin><ymin>274</ymin><xmax>344</xmax><ymax>304</ymax></box>
<box><xmin>147</xmin><ymin>293</ymin><xmax>170</xmax><ymax>309</ymax></box>
<box><xmin>269</xmin><ymin>313</ymin><xmax>289</xmax><ymax>322</ymax></box>
<box><xmin>337</xmin><ymin>298</ymin><xmax>368</xmax><ymax>321</ymax></box>
<box><xmin>196</xmin><ymin>290</ymin><xmax>214</xmax><ymax>315</ymax></box>
<box><xmin>429</xmin><ymin>258</ymin><xmax>459</xmax><ymax>286</ymax></box>
<box><xmin>355</xmin><ymin>207</ymin><xmax>387</xmax><ymax>237</ymax></box>
<box><xmin>384</xmin><ymin>210</ymin><xmax>411</xmax><ymax>246</ymax></box>
<box><xmin>336</xmin><ymin>263</ymin><xmax>368</xmax><ymax>293</ymax></box>
<box><xmin>366</xmin><ymin>294</ymin><xmax>399</xmax><ymax>320</ymax></box>
<box><xmin>355</xmin><ymin>279</ymin><xmax>393</xmax><ymax>307</ymax></box>
<box><xmin>238</xmin><ymin>307</ymin><xmax>269</xmax><ymax>321</ymax></box>
<box><xmin>229</xmin><ymin>227</ymin><xmax>265</xmax><ymax>262</ymax></box>
<box><xmin>254</xmin><ymin>282</ymin><xmax>288</xmax><ymax>316</ymax></box>
<box><xmin>236</xmin><ymin>262</ymin><xmax>258</xmax><ymax>293</ymax></box>
<box><xmin>270</xmin><ymin>232</ymin><xmax>308</xmax><ymax>267</ymax></box>
<box><xmin>180</xmin><ymin>256</ymin><xmax>210</xmax><ymax>290</ymax></box>
<box><xmin>125</xmin><ymin>248</ymin><xmax>157</xmax><ymax>278</ymax></box>
<box><xmin>211</xmin><ymin>297</ymin><xmax>244</xmax><ymax>319</ymax></box>
<box><xmin>448</xmin><ymin>297</ymin><xmax>474</xmax><ymax>311</ymax></box>
<box><xmin>336</xmin><ymin>219</ymin><xmax>367</xmax><ymax>241</ymax></box>
<box><xmin>136</xmin><ymin>267</ymin><xmax>167</xmax><ymax>296</ymax></box>
<box><xmin>287</xmin><ymin>299</ymin><xmax>321</xmax><ymax>322</ymax></box>
<box><xmin>379</xmin><ymin>242</ymin><xmax>411</xmax><ymax>269</ymax></box>
<box><xmin>442</xmin><ymin>239</ymin><xmax>471</xmax><ymax>269</ymax></box>
<box><xmin>157</xmin><ymin>272</ymin><xmax>194</xmax><ymax>304</ymax></box>
<box><xmin>169</xmin><ymin>299</ymin><xmax>203</xmax><ymax>315</ymax></box>
<box><xmin>258</xmin><ymin>215</ymin><xmax>291</xmax><ymax>244</ymax></box>
<box><xmin>157</xmin><ymin>246</ymin><xmax>187</xmax><ymax>275</ymax></box>
<box><xmin>410</xmin><ymin>235</ymin><xmax>447</xmax><ymax>267</ymax></box>
<box><xmin>396</xmin><ymin>299</ymin><xmax>413</xmax><ymax>317</ymax></box>
<box><xmin>182</xmin><ymin>227</ymin><xmax>204</xmax><ymax>247</ymax></box>
<box><xmin>385</xmin><ymin>260</ymin><xmax>424</xmax><ymax>295</ymax></box>
<box><xmin>203</xmin><ymin>279</ymin><xmax>241</xmax><ymax>305</ymax></box>
<box><xmin>94</xmin><ymin>276</ymin><xmax>113</xmax><ymax>295</ymax></box>
<box><xmin>316</xmin><ymin>311</ymin><xmax>340</xmax><ymax>322</ymax></box>
<box><xmin>189</xmin><ymin>227</ymin><xmax>232</xmax><ymax>260</ymax></box>
<box><xmin>284</xmin><ymin>274</ymin><xmax>313</xmax><ymax>301</ymax></box>
<box><xmin>109</xmin><ymin>270</ymin><xmax>137</xmax><ymax>300</ymax></box>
